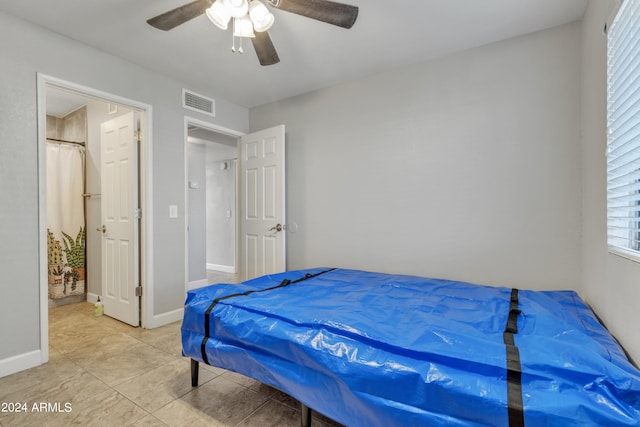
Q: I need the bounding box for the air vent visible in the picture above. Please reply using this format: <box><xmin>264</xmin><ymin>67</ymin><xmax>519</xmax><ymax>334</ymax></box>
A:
<box><xmin>183</xmin><ymin>89</ymin><xmax>215</xmax><ymax>117</ymax></box>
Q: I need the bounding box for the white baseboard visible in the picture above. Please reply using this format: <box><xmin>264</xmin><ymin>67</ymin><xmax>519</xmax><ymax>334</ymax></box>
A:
<box><xmin>88</xmin><ymin>293</ymin><xmax>181</xmax><ymax>329</ymax></box>
<box><xmin>188</xmin><ymin>279</ymin><xmax>209</xmax><ymax>290</ymax></box>
<box><xmin>87</xmin><ymin>292</ymin><xmax>100</xmax><ymax>304</ymax></box>
<box><xmin>206</xmin><ymin>263</ymin><xmax>236</xmax><ymax>274</ymax></box>
<box><xmin>146</xmin><ymin>308</ymin><xmax>184</xmax><ymax>329</ymax></box>
<box><xmin>0</xmin><ymin>350</ymin><xmax>44</xmax><ymax>379</ymax></box>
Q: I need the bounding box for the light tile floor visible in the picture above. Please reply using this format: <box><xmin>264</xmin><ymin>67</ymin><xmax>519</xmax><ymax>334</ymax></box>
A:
<box><xmin>206</xmin><ymin>270</ymin><xmax>242</xmax><ymax>285</ymax></box>
<box><xmin>0</xmin><ymin>279</ymin><xmax>341</xmax><ymax>427</ymax></box>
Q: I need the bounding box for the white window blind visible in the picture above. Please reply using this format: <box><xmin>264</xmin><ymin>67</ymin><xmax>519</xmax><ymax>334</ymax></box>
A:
<box><xmin>607</xmin><ymin>0</ymin><xmax>640</xmax><ymax>260</ymax></box>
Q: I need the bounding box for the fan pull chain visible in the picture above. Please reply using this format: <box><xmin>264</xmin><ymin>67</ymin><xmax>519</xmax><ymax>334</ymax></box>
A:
<box><xmin>231</xmin><ymin>35</ymin><xmax>244</xmax><ymax>54</ymax></box>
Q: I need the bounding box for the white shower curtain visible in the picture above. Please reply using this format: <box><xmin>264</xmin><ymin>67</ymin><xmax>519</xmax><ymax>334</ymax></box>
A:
<box><xmin>47</xmin><ymin>142</ymin><xmax>86</xmax><ymax>299</ymax></box>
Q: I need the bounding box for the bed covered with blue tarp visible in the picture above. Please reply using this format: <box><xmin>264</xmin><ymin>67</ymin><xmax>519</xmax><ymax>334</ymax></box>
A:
<box><xmin>181</xmin><ymin>268</ymin><xmax>640</xmax><ymax>426</ymax></box>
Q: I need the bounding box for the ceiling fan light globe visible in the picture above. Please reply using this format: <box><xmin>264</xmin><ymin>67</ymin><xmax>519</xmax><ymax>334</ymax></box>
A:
<box><xmin>233</xmin><ymin>16</ymin><xmax>256</xmax><ymax>37</ymax></box>
<box><xmin>249</xmin><ymin>1</ymin><xmax>274</xmax><ymax>32</ymax></box>
<box><xmin>252</xmin><ymin>16</ymin><xmax>274</xmax><ymax>32</ymax></box>
<box><xmin>206</xmin><ymin>1</ymin><xmax>231</xmax><ymax>30</ymax></box>
<box><xmin>223</xmin><ymin>0</ymin><xmax>250</xmax><ymax>18</ymax></box>
<box><xmin>248</xmin><ymin>0</ymin><xmax>269</xmax><ymax>21</ymax></box>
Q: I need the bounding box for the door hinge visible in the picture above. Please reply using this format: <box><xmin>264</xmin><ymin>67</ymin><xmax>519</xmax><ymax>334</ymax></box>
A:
<box><xmin>135</xmin><ymin>286</ymin><xmax>143</xmax><ymax>297</ymax></box>
<box><xmin>134</xmin><ymin>130</ymin><xmax>141</xmax><ymax>142</ymax></box>
<box><xmin>134</xmin><ymin>208</ymin><xmax>142</xmax><ymax>219</ymax></box>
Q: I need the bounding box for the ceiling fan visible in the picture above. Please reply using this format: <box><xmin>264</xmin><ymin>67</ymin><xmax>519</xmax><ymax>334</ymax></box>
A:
<box><xmin>147</xmin><ymin>0</ymin><xmax>359</xmax><ymax>66</ymax></box>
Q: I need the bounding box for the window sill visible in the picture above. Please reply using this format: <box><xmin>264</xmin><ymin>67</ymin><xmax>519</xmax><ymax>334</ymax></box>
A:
<box><xmin>608</xmin><ymin>246</ymin><xmax>640</xmax><ymax>264</ymax></box>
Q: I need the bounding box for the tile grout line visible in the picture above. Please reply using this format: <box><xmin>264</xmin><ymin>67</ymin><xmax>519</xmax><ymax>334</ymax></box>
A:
<box><xmin>233</xmin><ymin>398</ymin><xmax>274</xmax><ymax>427</ymax></box>
<box><xmin>50</xmin><ymin>303</ymin><xmax>174</xmax><ymax>424</ymax></box>
<box><xmin>8</xmin><ymin>301</ymin><xmax>320</xmax><ymax>427</ymax></box>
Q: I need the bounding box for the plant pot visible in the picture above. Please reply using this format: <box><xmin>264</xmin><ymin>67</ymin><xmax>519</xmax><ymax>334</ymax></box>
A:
<box><xmin>66</xmin><ymin>280</ymin><xmax>85</xmax><ymax>296</ymax></box>
<box><xmin>48</xmin><ymin>264</ymin><xmax>63</xmax><ymax>284</ymax></box>
<box><xmin>48</xmin><ymin>282</ymin><xmax>65</xmax><ymax>299</ymax></box>
<box><xmin>74</xmin><ymin>267</ymin><xmax>86</xmax><ymax>281</ymax></box>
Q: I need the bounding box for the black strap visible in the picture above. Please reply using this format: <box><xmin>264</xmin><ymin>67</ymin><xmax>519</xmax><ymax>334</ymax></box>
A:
<box><xmin>201</xmin><ymin>336</ymin><xmax>210</xmax><ymax>365</ymax></box>
<box><xmin>503</xmin><ymin>288</ymin><xmax>525</xmax><ymax>427</ymax></box>
<box><xmin>200</xmin><ymin>268</ymin><xmax>336</xmax><ymax>364</ymax></box>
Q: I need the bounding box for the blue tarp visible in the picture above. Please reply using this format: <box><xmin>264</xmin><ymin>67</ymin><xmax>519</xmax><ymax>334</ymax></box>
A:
<box><xmin>182</xmin><ymin>268</ymin><xmax>640</xmax><ymax>426</ymax></box>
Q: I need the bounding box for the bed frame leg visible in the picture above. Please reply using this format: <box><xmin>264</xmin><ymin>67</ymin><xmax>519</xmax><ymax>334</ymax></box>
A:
<box><xmin>191</xmin><ymin>359</ymin><xmax>199</xmax><ymax>387</ymax></box>
<box><xmin>300</xmin><ymin>403</ymin><xmax>312</xmax><ymax>427</ymax></box>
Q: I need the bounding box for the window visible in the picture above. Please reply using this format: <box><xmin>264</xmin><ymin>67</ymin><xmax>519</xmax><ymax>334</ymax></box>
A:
<box><xmin>607</xmin><ymin>0</ymin><xmax>640</xmax><ymax>261</ymax></box>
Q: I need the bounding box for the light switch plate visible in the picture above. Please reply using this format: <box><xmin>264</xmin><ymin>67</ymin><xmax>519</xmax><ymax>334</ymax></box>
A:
<box><xmin>169</xmin><ymin>205</ymin><xmax>178</xmax><ymax>218</ymax></box>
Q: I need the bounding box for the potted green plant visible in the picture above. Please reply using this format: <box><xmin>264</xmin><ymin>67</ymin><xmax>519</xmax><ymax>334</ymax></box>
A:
<box><xmin>47</xmin><ymin>230</ymin><xmax>66</xmax><ymax>299</ymax></box>
<box><xmin>47</xmin><ymin>229</ymin><xmax>63</xmax><ymax>282</ymax></box>
<box><xmin>61</xmin><ymin>227</ymin><xmax>86</xmax><ymax>295</ymax></box>
<box><xmin>51</xmin><ymin>265</ymin><xmax>64</xmax><ymax>283</ymax></box>
<box><xmin>64</xmin><ymin>269</ymin><xmax>80</xmax><ymax>293</ymax></box>
<box><xmin>48</xmin><ymin>265</ymin><xmax>65</xmax><ymax>299</ymax></box>
<box><xmin>62</xmin><ymin>226</ymin><xmax>86</xmax><ymax>281</ymax></box>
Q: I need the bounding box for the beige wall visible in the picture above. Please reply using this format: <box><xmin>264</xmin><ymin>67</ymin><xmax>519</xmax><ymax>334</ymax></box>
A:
<box><xmin>252</xmin><ymin>22</ymin><xmax>582</xmax><ymax>292</ymax></box>
<box><xmin>581</xmin><ymin>0</ymin><xmax>640</xmax><ymax>362</ymax></box>
<box><xmin>0</xmin><ymin>10</ymin><xmax>248</xmax><ymax>376</ymax></box>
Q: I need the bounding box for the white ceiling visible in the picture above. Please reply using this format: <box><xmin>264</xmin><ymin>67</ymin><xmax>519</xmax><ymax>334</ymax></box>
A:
<box><xmin>0</xmin><ymin>0</ymin><xmax>587</xmax><ymax>109</ymax></box>
<box><xmin>45</xmin><ymin>87</ymin><xmax>98</xmax><ymax>118</ymax></box>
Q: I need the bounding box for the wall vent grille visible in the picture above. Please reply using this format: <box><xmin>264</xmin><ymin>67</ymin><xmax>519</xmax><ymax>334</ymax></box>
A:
<box><xmin>183</xmin><ymin>89</ymin><xmax>215</xmax><ymax>117</ymax></box>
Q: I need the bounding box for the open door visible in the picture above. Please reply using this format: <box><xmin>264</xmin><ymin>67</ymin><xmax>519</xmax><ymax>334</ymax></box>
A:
<box><xmin>240</xmin><ymin>125</ymin><xmax>286</xmax><ymax>280</ymax></box>
<box><xmin>100</xmin><ymin>111</ymin><xmax>140</xmax><ymax>326</ymax></box>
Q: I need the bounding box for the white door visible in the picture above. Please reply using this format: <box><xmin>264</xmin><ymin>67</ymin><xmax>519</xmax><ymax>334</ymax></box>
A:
<box><xmin>100</xmin><ymin>111</ymin><xmax>140</xmax><ymax>326</ymax></box>
<box><xmin>240</xmin><ymin>125</ymin><xmax>286</xmax><ymax>280</ymax></box>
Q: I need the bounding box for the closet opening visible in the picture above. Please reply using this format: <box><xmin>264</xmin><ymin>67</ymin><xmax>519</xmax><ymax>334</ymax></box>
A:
<box><xmin>185</xmin><ymin>118</ymin><xmax>243</xmax><ymax>290</ymax></box>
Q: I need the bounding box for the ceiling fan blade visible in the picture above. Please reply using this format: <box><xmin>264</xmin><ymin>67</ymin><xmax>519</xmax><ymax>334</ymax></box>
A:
<box><xmin>147</xmin><ymin>0</ymin><xmax>211</xmax><ymax>31</ymax></box>
<box><xmin>269</xmin><ymin>0</ymin><xmax>358</xmax><ymax>29</ymax></box>
<box><xmin>251</xmin><ymin>31</ymin><xmax>280</xmax><ymax>66</ymax></box>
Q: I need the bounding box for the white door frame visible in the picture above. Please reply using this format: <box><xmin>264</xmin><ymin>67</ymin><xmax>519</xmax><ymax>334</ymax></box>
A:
<box><xmin>37</xmin><ymin>74</ymin><xmax>154</xmax><ymax>362</ymax></box>
<box><xmin>183</xmin><ymin>117</ymin><xmax>244</xmax><ymax>291</ymax></box>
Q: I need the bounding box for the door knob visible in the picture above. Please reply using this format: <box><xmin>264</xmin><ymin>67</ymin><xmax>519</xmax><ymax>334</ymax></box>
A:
<box><xmin>269</xmin><ymin>224</ymin><xmax>283</xmax><ymax>232</ymax></box>
<box><xmin>97</xmin><ymin>225</ymin><xmax>106</xmax><ymax>234</ymax></box>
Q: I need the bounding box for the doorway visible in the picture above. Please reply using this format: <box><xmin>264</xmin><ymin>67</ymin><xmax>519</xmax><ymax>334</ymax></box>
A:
<box><xmin>185</xmin><ymin>118</ymin><xmax>243</xmax><ymax>289</ymax></box>
<box><xmin>38</xmin><ymin>75</ymin><xmax>153</xmax><ymax>361</ymax></box>
<box><xmin>184</xmin><ymin>121</ymin><xmax>288</xmax><ymax>288</ymax></box>
<box><xmin>45</xmin><ymin>86</ymin><xmax>135</xmax><ymax>308</ymax></box>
